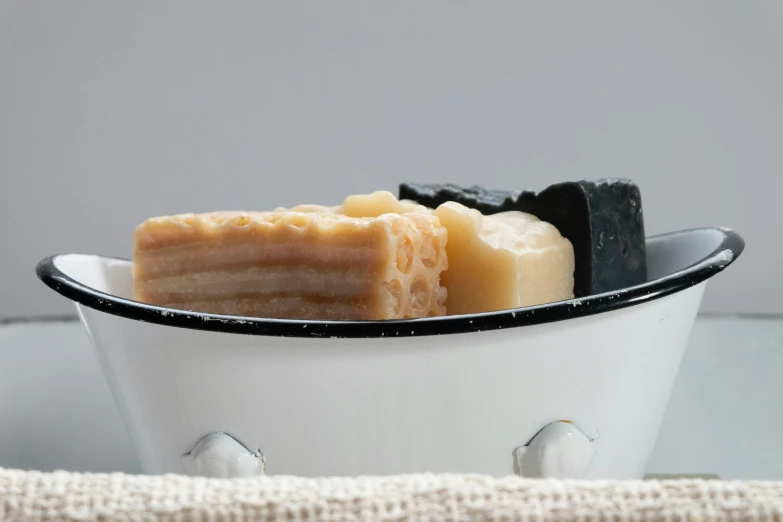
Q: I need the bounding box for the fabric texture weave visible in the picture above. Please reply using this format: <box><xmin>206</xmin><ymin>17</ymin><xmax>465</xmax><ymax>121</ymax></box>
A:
<box><xmin>2</xmin><ymin>468</ymin><xmax>782</xmax><ymax>521</ymax></box>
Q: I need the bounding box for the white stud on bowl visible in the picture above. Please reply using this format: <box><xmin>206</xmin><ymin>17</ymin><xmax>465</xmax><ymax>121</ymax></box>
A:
<box><xmin>182</xmin><ymin>432</ymin><xmax>265</xmax><ymax>478</ymax></box>
<box><xmin>513</xmin><ymin>421</ymin><xmax>594</xmax><ymax>479</ymax></box>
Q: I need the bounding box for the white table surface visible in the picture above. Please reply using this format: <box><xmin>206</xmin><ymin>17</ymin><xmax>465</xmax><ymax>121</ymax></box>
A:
<box><xmin>1</xmin><ymin>315</ymin><xmax>781</xmax><ymax>479</ymax></box>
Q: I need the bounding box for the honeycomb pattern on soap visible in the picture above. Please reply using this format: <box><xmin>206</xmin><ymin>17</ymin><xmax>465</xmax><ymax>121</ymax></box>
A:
<box><xmin>379</xmin><ymin>213</ymin><xmax>448</xmax><ymax>318</ymax></box>
<box><xmin>133</xmin><ymin>210</ymin><xmax>448</xmax><ymax>321</ymax></box>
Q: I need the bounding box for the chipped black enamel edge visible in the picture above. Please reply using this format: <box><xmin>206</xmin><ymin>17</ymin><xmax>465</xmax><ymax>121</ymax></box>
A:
<box><xmin>35</xmin><ymin>228</ymin><xmax>744</xmax><ymax>339</ymax></box>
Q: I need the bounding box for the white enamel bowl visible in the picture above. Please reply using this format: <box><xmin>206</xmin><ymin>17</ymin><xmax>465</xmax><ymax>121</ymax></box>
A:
<box><xmin>37</xmin><ymin>227</ymin><xmax>743</xmax><ymax>479</ymax></box>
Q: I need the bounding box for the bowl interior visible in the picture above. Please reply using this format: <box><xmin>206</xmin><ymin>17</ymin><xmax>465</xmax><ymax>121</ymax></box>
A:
<box><xmin>645</xmin><ymin>228</ymin><xmax>732</xmax><ymax>280</ymax></box>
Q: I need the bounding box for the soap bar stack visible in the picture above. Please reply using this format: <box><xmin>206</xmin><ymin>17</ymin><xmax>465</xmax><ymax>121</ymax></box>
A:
<box><xmin>400</xmin><ymin>179</ymin><xmax>646</xmax><ymax>297</ymax></box>
<box><xmin>132</xmin><ymin>178</ymin><xmax>640</xmax><ymax>320</ymax></box>
<box><xmin>133</xmin><ymin>211</ymin><xmax>448</xmax><ymax>320</ymax></box>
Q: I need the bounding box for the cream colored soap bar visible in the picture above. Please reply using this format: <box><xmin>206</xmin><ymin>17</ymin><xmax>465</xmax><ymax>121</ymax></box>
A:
<box><xmin>434</xmin><ymin>202</ymin><xmax>575</xmax><ymax>315</ymax></box>
<box><xmin>341</xmin><ymin>191</ymin><xmax>432</xmax><ymax>217</ymax></box>
<box><xmin>273</xmin><ymin>203</ymin><xmax>341</xmax><ymax>214</ymax></box>
<box><xmin>277</xmin><ymin>191</ymin><xmax>430</xmax><ymax>217</ymax></box>
<box><xmin>133</xmin><ymin>211</ymin><xmax>448</xmax><ymax>320</ymax></box>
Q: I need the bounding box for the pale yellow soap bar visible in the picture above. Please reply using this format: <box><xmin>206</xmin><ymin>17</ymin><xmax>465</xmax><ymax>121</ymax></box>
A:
<box><xmin>434</xmin><ymin>202</ymin><xmax>575</xmax><ymax>315</ymax></box>
<box><xmin>341</xmin><ymin>191</ymin><xmax>432</xmax><ymax>217</ymax></box>
<box><xmin>276</xmin><ymin>191</ymin><xmax>431</xmax><ymax>217</ymax></box>
<box><xmin>133</xmin><ymin>211</ymin><xmax>448</xmax><ymax>320</ymax></box>
<box><xmin>274</xmin><ymin>203</ymin><xmax>341</xmax><ymax>214</ymax></box>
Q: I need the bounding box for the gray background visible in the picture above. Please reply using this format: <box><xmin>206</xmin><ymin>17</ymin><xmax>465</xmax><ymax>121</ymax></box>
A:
<box><xmin>1</xmin><ymin>1</ymin><xmax>781</xmax><ymax>318</ymax></box>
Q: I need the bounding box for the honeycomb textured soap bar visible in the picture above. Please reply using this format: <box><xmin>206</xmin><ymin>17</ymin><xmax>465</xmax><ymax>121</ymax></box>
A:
<box><xmin>400</xmin><ymin>179</ymin><xmax>646</xmax><ymax>297</ymax></box>
<box><xmin>133</xmin><ymin>211</ymin><xmax>448</xmax><ymax>320</ymax></box>
<box><xmin>435</xmin><ymin>202</ymin><xmax>574</xmax><ymax>315</ymax></box>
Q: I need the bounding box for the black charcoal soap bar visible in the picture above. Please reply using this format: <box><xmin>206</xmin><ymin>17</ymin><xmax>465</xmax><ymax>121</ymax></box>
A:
<box><xmin>399</xmin><ymin>179</ymin><xmax>646</xmax><ymax>297</ymax></box>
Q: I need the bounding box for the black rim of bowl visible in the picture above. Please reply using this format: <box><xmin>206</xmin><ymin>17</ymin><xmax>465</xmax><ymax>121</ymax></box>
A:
<box><xmin>36</xmin><ymin>227</ymin><xmax>744</xmax><ymax>339</ymax></box>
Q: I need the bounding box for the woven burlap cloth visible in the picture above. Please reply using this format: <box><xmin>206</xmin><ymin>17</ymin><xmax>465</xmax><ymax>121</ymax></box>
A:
<box><xmin>2</xmin><ymin>468</ymin><xmax>782</xmax><ymax>521</ymax></box>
